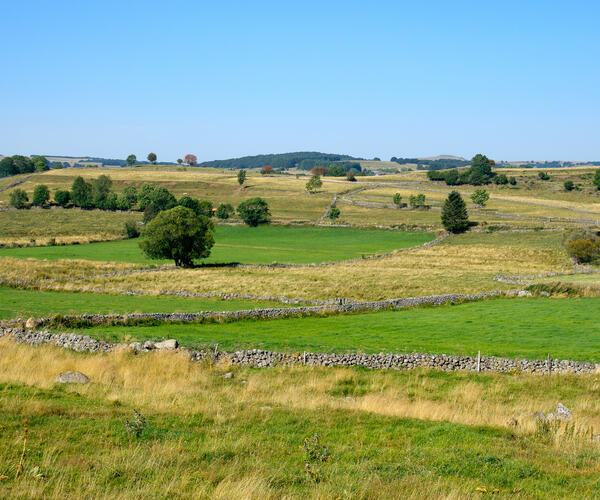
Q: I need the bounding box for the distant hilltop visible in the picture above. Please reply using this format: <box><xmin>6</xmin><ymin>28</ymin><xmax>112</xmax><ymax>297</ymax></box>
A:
<box><xmin>418</xmin><ymin>155</ymin><xmax>467</xmax><ymax>161</ymax></box>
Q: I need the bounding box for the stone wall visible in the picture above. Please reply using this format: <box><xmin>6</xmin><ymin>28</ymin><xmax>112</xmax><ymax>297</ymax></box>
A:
<box><xmin>13</xmin><ymin>290</ymin><xmax>508</xmax><ymax>329</ymax></box>
<box><xmin>0</xmin><ymin>327</ymin><xmax>597</xmax><ymax>375</ymax></box>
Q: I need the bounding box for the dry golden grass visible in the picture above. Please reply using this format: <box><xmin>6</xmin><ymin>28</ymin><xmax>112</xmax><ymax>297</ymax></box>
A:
<box><xmin>1</xmin><ymin>339</ymin><xmax>598</xmax><ymax>435</ymax></box>
<box><xmin>47</xmin><ymin>232</ymin><xmax>567</xmax><ymax>301</ymax></box>
<box><xmin>0</xmin><ymin>257</ymin><xmax>141</xmax><ymax>283</ymax></box>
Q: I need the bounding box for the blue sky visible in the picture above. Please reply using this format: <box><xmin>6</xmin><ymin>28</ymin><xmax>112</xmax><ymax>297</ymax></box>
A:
<box><xmin>1</xmin><ymin>1</ymin><xmax>598</xmax><ymax>162</ymax></box>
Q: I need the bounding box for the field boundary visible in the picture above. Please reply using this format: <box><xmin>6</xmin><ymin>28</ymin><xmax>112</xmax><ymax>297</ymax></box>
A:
<box><xmin>1</xmin><ymin>327</ymin><xmax>597</xmax><ymax>374</ymax></box>
<box><xmin>5</xmin><ymin>289</ymin><xmax>512</xmax><ymax>328</ymax></box>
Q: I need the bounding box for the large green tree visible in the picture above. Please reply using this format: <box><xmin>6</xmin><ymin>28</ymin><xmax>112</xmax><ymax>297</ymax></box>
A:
<box><xmin>71</xmin><ymin>176</ymin><xmax>93</xmax><ymax>208</ymax></box>
<box><xmin>236</xmin><ymin>198</ymin><xmax>270</xmax><ymax>227</ymax></box>
<box><xmin>441</xmin><ymin>191</ymin><xmax>469</xmax><ymax>233</ymax></box>
<box><xmin>92</xmin><ymin>175</ymin><xmax>113</xmax><ymax>209</ymax></box>
<box><xmin>139</xmin><ymin>206</ymin><xmax>214</xmax><ymax>267</ymax></box>
<box><xmin>126</xmin><ymin>154</ymin><xmax>137</xmax><ymax>166</ymax></box>
<box><xmin>468</xmin><ymin>154</ymin><xmax>493</xmax><ymax>185</ymax></box>
<box><xmin>147</xmin><ymin>152</ymin><xmax>157</xmax><ymax>164</ymax></box>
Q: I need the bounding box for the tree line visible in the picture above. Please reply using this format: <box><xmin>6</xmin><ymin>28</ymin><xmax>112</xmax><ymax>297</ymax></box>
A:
<box><xmin>0</xmin><ymin>155</ymin><xmax>49</xmax><ymax>177</ymax></box>
<box><xmin>199</xmin><ymin>152</ymin><xmax>361</xmax><ymax>170</ymax></box>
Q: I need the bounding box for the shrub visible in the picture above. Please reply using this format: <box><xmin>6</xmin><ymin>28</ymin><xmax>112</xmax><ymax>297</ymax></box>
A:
<box><xmin>311</xmin><ymin>166</ymin><xmax>328</xmax><ymax>176</ymax></box>
<box><xmin>302</xmin><ymin>433</ymin><xmax>330</xmax><ymax>483</ymax></box>
<box><xmin>509</xmin><ymin>176</ymin><xmax>517</xmax><ymax>185</ymax></box>
<box><xmin>306</xmin><ymin>175</ymin><xmax>322</xmax><ymax>193</ymax></box>
<box><xmin>346</xmin><ymin>172</ymin><xmax>356</xmax><ymax>182</ymax></box>
<box><xmin>441</xmin><ymin>191</ymin><xmax>469</xmax><ymax>233</ymax></box>
<box><xmin>564</xmin><ymin>230</ymin><xmax>600</xmax><ymax>264</ymax></box>
<box><xmin>594</xmin><ymin>168</ymin><xmax>600</xmax><ymax>190</ymax></box>
<box><xmin>9</xmin><ymin>189</ymin><xmax>28</xmax><ymax>208</ymax></box>
<box><xmin>327</xmin><ymin>164</ymin><xmax>345</xmax><ymax>177</ymax></box>
<box><xmin>470</xmin><ymin>188</ymin><xmax>489</xmax><ymax>207</ymax></box>
<box><xmin>137</xmin><ymin>184</ymin><xmax>155</xmax><ymax>210</ymax></box>
<box><xmin>237</xmin><ymin>198</ymin><xmax>270</xmax><ymax>227</ymax></box>
<box><xmin>237</xmin><ymin>170</ymin><xmax>246</xmax><ymax>186</ymax></box>
<box><xmin>32</xmin><ymin>185</ymin><xmax>50</xmax><ymax>206</ymax></box>
<box><xmin>564</xmin><ymin>180</ymin><xmax>574</xmax><ymax>191</ymax></box>
<box><xmin>177</xmin><ymin>196</ymin><xmax>200</xmax><ymax>214</ymax></box>
<box><xmin>124</xmin><ymin>220</ymin><xmax>140</xmax><ymax>239</ymax></box>
<box><xmin>139</xmin><ymin>206</ymin><xmax>214</xmax><ymax>267</ymax></box>
<box><xmin>409</xmin><ymin>193</ymin><xmax>426</xmax><ymax>209</ymax></box>
<box><xmin>197</xmin><ymin>200</ymin><xmax>214</xmax><ymax>218</ymax></box>
<box><xmin>494</xmin><ymin>174</ymin><xmax>508</xmax><ymax>185</ymax></box>
<box><xmin>54</xmin><ymin>189</ymin><xmax>70</xmax><ymax>207</ymax></box>
<box><xmin>392</xmin><ymin>193</ymin><xmax>402</xmax><ymax>207</ymax></box>
<box><xmin>328</xmin><ymin>206</ymin><xmax>340</xmax><ymax>220</ymax></box>
<box><xmin>216</xmin><ymin>203</ymin><xmax>234</xmax><ymax>219</ymax></box>
<box><xmin>260</xmin><ymin>165</ymin><xmax>273</xmax><ymax>175</ymax></box>
<box><xmin>538</xmin><ymin>171</ymin><xmax>550</xmax><ymax>180</ymax></box>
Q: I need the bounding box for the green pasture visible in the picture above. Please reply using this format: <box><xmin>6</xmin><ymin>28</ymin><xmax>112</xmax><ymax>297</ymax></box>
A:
<box><xmin>0</xmin><ymin>226</ymin><xmax>434</xmax><ymax>265</ymax></box>
<box><xmin>81</xmin><ymin>297</ymin><xmax>600</xmax><ymax>361</ymax></box>
<box><xmin>0</xmin><ymin>287</ymin><xmax>291</xmax><ymax>319</ymax></box>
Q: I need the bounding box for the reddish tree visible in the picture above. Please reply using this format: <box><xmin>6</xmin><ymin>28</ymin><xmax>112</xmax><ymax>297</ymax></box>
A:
<box><xmin>184</xmin><ymin>154</ymin><xmax>197</xmax><ymax>166</ymax></box>
<box><xmin>311</xmin><ymin>166</ymin><xmax>328</xmax><ymax>176</ymax></box>
<box><xmin>260</xmin><ymin>165</ymin><xmax>273</xmax><ymax>175</ymax></box>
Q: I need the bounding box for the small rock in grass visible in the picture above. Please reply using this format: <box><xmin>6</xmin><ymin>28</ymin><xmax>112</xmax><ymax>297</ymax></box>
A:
<box><xmin>25</xmin><ymin>317</ymin><xmax>37</xmax><ymax>329</ymax></box>
<box><xmin>143</xmin><ymin>341</ymin><xmax>155</xmax><ymax>350</ymax></box>
<box><xmin>259</xmin><ymin>406</ymin><xmax>273</xmax><ymax>410</ymax></box>
<box><xmin>517</xmin><ymin>290</ymin><xmax>533</xmax><ymax>297</ymax></box>
<box><xmin>222</xmin><ymin>372</ymin><xmax>234</xmax><ymax>379</ymax></box>
<box><xmin>129</xmin><ymin>342</ymin><xmax>142</xmax><ymax>353</ymax></box>
<box><xmin>555</xmin><ymin>403</ymin><xmax>572</xmax><ymax>420</ymax></box>
<box><xmin>344</xmin><ymin>396</ymin><xmax>356</xmax><ymax>402</ymax></box>
<box><xmin>154</xmin><ymin>339</ymin><xmax>178</xmax><ymax>350</ymax></box>
<box><xmin>55</xmin><ymin>371</ymin><xmax>89</xmax><ymax>384</ymax></box>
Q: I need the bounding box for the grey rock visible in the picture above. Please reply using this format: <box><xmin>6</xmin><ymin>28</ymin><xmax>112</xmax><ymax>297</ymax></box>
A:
<box><xmin>555</xmin><ymin>403</ymin><xmax>572</xmax><ymax>420</ymax></box>
<box><xmin>25</xmin><ymin>317</ymin><xmax>37</xmax><ymax>329</ymax></box>
<box><xmin>222</xmin><ymin>372</ymin><xmax>234</xmax><ymax>379</ymax></box>
<box><xmin>129</xmin><ymin>342</ymin><xmax>142</xmax><ymax>353</ymax></box>
<box><xmin>55</xmin><ymin>371</ymin><xmax>89</xmax><ymax>384</ymax></box>
<box><xmin>518</xmin><ymin>290</ymin><xmax>533</xmax><ymax>297</ymax></box>
<box><xmin>143</xmin><ymin>341</ymin><xmax>155</xmax><ymax>350</ymax></box>
<box><xmin>154</xmin><ymin>339</ymin><xmax>178</xmax><ymax>350</ymax></box>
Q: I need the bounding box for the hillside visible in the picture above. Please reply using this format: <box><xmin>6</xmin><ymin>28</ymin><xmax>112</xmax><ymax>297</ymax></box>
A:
<box><xmin>199</xmin><ymin>151</ymin><xmax>362</xmax><ymax>170</ymax></box>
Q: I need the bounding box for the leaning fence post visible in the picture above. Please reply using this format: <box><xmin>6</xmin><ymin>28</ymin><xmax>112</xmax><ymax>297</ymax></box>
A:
<box><xmin>477</xmin><ymin>350</ymin><xmax>481</xmax><ymax>372</ymax></box>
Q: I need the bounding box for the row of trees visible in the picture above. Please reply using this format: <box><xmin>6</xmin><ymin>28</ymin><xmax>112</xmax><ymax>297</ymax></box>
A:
<box><xmin>426</xmin><ymin>154</ymin><xmax>518</xmax><ymax>186</ymax></box>
<box><xmin>0</xmin><ymin>155</ymin><xmax>49</xmax><ymax>177</ymax></box>
<box><xmin>125</xmin><ymin>153</ymin><xmax>198</xmax><ymax>166</ymax></box>
<box><xmin>392</xmin><ymin>193</ymin><xmax>428</xmax><ymax>209</ymax></box>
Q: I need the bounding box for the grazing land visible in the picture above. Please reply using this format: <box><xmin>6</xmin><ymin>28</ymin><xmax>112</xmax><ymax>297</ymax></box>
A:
<box><xmin>1</xmin><ymin>341</ymin><xmax>600</xmax><ymax>499</ymax></box>
<box><xmin>73</xmin><ymin>297</ymin><xmax>600</xmax><ymax>361</ymax></box>
<box><xmin>0</xmin><ymin>226</ymin><xmax>434</xmax><ymax>265</ymax></box>
<box><xmin>1</xmin><ymin>164</ymin><xmax>599</xmax><ymax>498</ymax></box>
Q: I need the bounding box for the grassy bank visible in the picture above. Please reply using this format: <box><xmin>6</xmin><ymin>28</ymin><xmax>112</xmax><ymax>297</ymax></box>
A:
<box><xmin>0</xmin><ymin>341</ymin><xmax>599</xmax><ymax>498</ymax></box>
<box><xmin>0</xmin><ymin>225</ymin><xmax>434</xmax><ymax>265</ymax></box>
<box><xmin>73</xmin><ymin>297</ymin><xmax>600</xmax><ymax>361</ymax></box>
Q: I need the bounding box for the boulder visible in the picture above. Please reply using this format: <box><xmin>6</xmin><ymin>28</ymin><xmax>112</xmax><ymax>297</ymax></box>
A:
<box><xmin>143</xmin><ymin>341</ymin><xmax>155</xmax><ymax>350</ymax></box>
<box><xmin>555</xmin><ymin>403</ymin><xmax>572</xmax><ymax>420</ymax></box>
<box><xmin>25</xmin><ymin>317</ymin><xmax>37</xmax><ymax>329</ymax></box>
<box><xmin>222</xmin><ymin>372</ymin><xmax>234</xmax><ymax>379</ymax></box>
<box><xmin>517</xmin><ymin>290</ymin><xmax>533</xmax><ymax>297</ymax></box>
<box><xmin>55</xmin><ymin>371</ymin><xmax>89</xmax><ymax>384</ymax></box>
<box><xmin>129</xmin><ymin>342</ymin><xmax>143</xmax><ymax>353</ymax></box>
<box><xmin>154</xmin><ymin>339</ymin><xmax>178</xmax><ymax>350</ymax></box>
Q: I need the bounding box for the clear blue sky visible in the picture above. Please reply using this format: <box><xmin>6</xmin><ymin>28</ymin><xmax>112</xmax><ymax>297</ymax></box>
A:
<box><xmin>1</xmin><ymin>1</ymin><xmax>598</xmax><ymax>162</ymax></box>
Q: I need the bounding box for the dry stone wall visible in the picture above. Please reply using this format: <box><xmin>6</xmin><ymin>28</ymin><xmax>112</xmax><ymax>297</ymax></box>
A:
<box><xmin>0</xmin><ymin>327</ymin><xmax>597</xmax><ymax>375</ymax></box>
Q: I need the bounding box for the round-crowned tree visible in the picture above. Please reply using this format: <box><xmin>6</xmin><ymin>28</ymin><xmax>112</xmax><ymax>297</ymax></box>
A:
<box><xmin>139</xmin><ymin>206</ymin><xmax>214</xmax><ymax>267</ymax></box>
<box><xmin>441</xmin><ymin>191</ymin><xmax>469</xmax><ymax>233</ymax></box>
<box><xmin>33</xmin><ymin>184</ymin><xmax>50</xmax><ymax>206</ymax></box>
<box><xmin>236</xmin><ymin>197</ymin><xmax>270</xmax><ymax>227</ymax></box>
<box><xmin>10</xmin><ymin>188</ymin><xmax>29</xmax><ymax>208</ymax></box>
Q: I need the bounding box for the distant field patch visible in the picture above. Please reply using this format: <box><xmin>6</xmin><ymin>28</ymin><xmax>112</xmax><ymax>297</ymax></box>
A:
<box><xmin>0</xmin><ymin>287</ymin><xmax>291</xmax><ymax>320</ymax></box>
<box><xmin>80</xmin><ymin>297</ymin><xmax>600</xmax><ymax>361</ymax></box>
<box><xmin>0</xmin><ymin>226</ymin><xmax>434</xmax><ymax>265</ymax></box>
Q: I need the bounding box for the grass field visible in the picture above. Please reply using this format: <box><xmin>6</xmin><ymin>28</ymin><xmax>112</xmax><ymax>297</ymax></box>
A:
<box><xmin>0</xmin><ymin>226</ymin><xmax>434</xmax><ymax>265</ymax></box>
<box><xmin>1</xmin><ymin>341</ymin><xmax>599</xmax><ymax>498</ymax></box>
<box><xmin>67</xmin><ymin>297</ymin><xmax>600</xmax><ymax>361</ymax></box>
<box><xmin>0</xmin><ymin>287</ymin><xmax>292</xmax><ymax>319</ymax></box>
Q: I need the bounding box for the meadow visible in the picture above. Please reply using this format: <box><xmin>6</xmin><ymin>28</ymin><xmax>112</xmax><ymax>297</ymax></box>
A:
<box><xmin>0</xmin><ymin>341</ymin><xmax>599</xmax><ymax>499</ymax></box>
<box><xmin>1</xmin><ymin>164</ymin><xmax>599</xmax><ymax>498</ymax></box>
<box><xmin>0</xmin><ymin>226</ymin><xmax>434</xmax><ymax>265</ymax></box>
<box><xmin>0</xmin><ymin>287</ymin><xmax>291</xmax><ymax>319</ymax></box>
<box><xmin>71</xmin><ymin>297</ymin><xmax>600</xmax><ymax>361</ymax></box>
